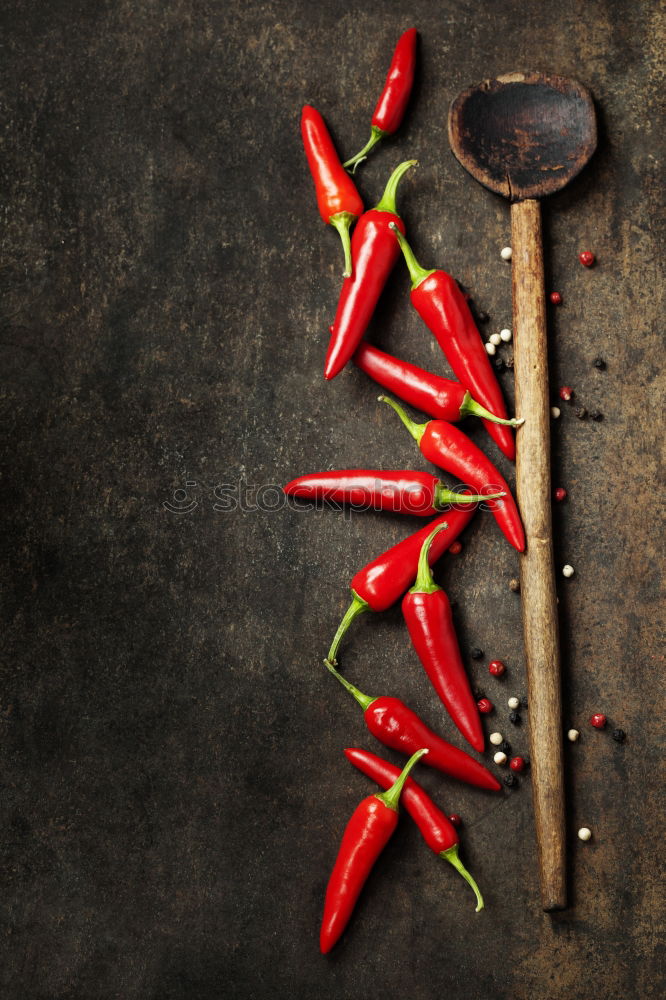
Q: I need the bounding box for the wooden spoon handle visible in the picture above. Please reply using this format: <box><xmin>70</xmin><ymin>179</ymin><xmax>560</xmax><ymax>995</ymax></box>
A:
<box><xmin>511</xmin><ymin>198</ymin><xmax>566</xmax><ymax>911</ymax></box>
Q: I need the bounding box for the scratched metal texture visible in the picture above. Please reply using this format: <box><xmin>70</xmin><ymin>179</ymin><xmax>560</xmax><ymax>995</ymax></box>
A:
<box><xmin>1</xmin><ymin>1</ymin><xmax>664</xmax><ymax>998</ymax></box>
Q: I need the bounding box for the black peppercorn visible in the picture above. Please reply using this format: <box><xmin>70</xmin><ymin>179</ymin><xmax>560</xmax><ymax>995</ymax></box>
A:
<box><xmin>503</xmin><ymin>773</ymin><xmax>517</xmax><ymax>787</ymax></box>
<box><xmin>500</xmin><ymin>740</ymin><xmax>512</xmax><ymax>754</ymax></box>
<box><xmin>611</xmin><ymin>728</ymin><xmax>626</xmax><ymax>743</ymax></box>
<box><xmin>473</xmin><ymin>688</ymin><xmax>485</xmax><ymax>701</ymax></box>
<box><xmin>476</xmin><ymin>310</ymin><xmax>489</xmax><ymax>323</ymax></box>
<box><xmin>471</xmin><ymin>648</ymin><xmax>483</xmax><ymax>660</ymax></box>
<box><xmin>590</xmin><ymin>410</ymin><xmax>604</xmax><ymax>421</ymax></box>
<box><xmin>509</xmin><ymin>710</ymin><xmax>521</xmax><ymax>725</ymax></box>
<box><xmin>494</xmin><ymin>357</ymin><xmax>505</xmax><ymax>373</ymax></box>
<box><xmin>520</xmin><ymin>696</ymin><xmax>528</xmax><ymax>709</ymax></box>
<box><xmin>504</xmin><ymin>356</ymin><xmax>514</xmax><ymax>370</ymax></box>
<box><xmin>575</xmin><ymin>407</ymin><xmax>588</xmax><ymax>419</ymax></box>
<box><xmin>593</xmin><ymin>357</ymin><xmax>606</xmax><ymax>370</ymax></box>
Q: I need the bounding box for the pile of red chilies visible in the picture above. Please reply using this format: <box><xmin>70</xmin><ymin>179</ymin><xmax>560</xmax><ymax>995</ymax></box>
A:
<box><xmin>290</xmin><ymin>29</ymin><xmax>527</xmax><ymax>954</ymax></box>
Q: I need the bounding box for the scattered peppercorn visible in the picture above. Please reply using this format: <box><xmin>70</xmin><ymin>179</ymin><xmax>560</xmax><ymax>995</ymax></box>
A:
<box><xmin>549</xmin><ymin>292</ymin><xmax>562</xmax><ymax>305</ymax></box>
<box><xmin>476</xmin><ymin>310</ymin><xmax>489</xmax><ymax>323</ymax></box>
<box><xmin>473</xmin><ymin>688</ymin><xmax>485</xmax><ymax>700</ymax></box>
<box><xmin>551</xmin><ymin>406</ymin><xmax>561</xmax><ymax>419</ymax></box>
<box><xmin>578</xmin><ymin>827</ymin><xmax>592</xmax><ymax>841</ymax></box>
<box><xmin>590</xmin><ymin>410</ymin><xmax>603</xmax><ymax>421</ymax></box>
<box><xmin>504</xmin><ymin>356</ymin><xmax>514</xmax><ymax>370</ymax></box>
<box><xmin>477</xmin><ymin>698</ymin><xmax>493</xmax><ymax>714</ymax></box>
<box><xmin>509</xmin><ymin>710</ymin><xmax>521</xmax><ymax>725</ymax></box>
<box><xmin>611</xmin><ymin>728</ymin><xmax>626</xmax><ymax>743</ymax></box>
<box><xmin>554</xmin><ymin>487</ymin><xmax>567</xmax><ymax>502</ymax></box>
<box><xmin>579</xmin><ymin>251</ymin><xmax>595</xmax><ymax>267</ymax></box>
<box><xmin>558</xmin><ymin>386</ymin><xmax>574</xmax><ymax>401</ymax></box>
<box><xmin>471</xmin><ymin>648</ymin><xmax>484</xmax><ymax>660</ymax></box>
<box><xmin>503</xmin><ymin>773</ymin><xmax>517</xmax><ymax>787</ymax></box>
<box><xmin>593</xmin><ymin>357</ymin><xmax>606</xmax><ymax>370</ymax></box>
<box><xmin>449</xmin><ymin>540</ymin><xmax>463</xmax><ymax>555</ymax></box>
<box><xmin>589</xmin><ymin>713</ymin><xmax>607</xmax><ymax>729</ymax></box>
<box><xmin>520</xmin><ymin>696</ymin><xmax>528</xmax><ymax>709</ymax></box>
<box><xmin>509</xmin><ymin>756</ymin><xmax>525</xmax><ymax>772</ymax></box>
<box><xmin>507</xmin><ymin>697</ymin><xmax>520</xmax><ymax>710</ymax></box>
<box><xmin>489</xmin><ymin>732</ymin><xmax>503</xmax><ymax>746</ymax></box>
<box><xmin>489</xmin><ymin>332</ymin><xmax>502</xmax><ymax>346</ymax></box>
<box><xmin>485</xmin><ymin>342</ymin><xmax>496</xmax><ymax>356</ymax></box>
<box><xmin>488</xmin><ymin>660</ymin><xmax>506</xmax><ymax>677</ymax></box>
<box><xmin>575</xmin><ymin>407</ymin><xmax>588</xmax><ymax>419</ymax></box>
<box><xmin>493</xmin><ymin>357</ymin><xmax>505</xmax><ymax>372</ymax></box>
<box><xmin>500</xmin><ymin>246</ymin><xmax>512</xmax><ymax>261</ymax></box>
<box><xmin>493</xmin><ymin>751</ymin><xmax>507</xmax><ymax>765</ymax></box>
<box><xmin>567</xmin><ymin>728</ymin><xmax>580</xmax><ymax>742</ymax></box>
<box><xmin>499</xmin><ymin>328</ymin><xmax>512</xmax><ymax>342</ymax></box>
<box><xmin>499</xmin><ymin>740</ymin><xmax>512</xmax><ymax>755</ymax></box>
<box><xmin>562</xmin><ymin>564</ymin><xmax>575</xmax><ymax>578</ymax></box>
<box><xmin>509</xmin><ymin>577</ymin><xmax>520</xmax><ymax>592</ymax></box>
<box><xmin>448</xmin><ymin>813</ymin><xmax>463</xmax><ymax>828</ymax></box>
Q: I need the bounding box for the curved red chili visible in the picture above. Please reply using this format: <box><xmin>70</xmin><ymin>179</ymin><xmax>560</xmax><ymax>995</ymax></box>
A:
<box><xmin>344</xmin><ymin>28</ymin><xmax>418</xmax><ymax>173</ymax></box>
<box><xmin>402</xmin><ymin>523</ymin><xmax>484</xmax><ymax>751</ymax></box>
<box><xmin>344</xmin><ymin>747</ymin><xmax>484</xmax><ymax>911</ymax></box>
<box><xmin>379</xmin><ymin>396</ymin><xmax>525</xmax><ymax>551</ymax></box>
<box><xmin>390</xmin><ymin>223</ymin><xmax>517</xmax><ymax>460</ymax></box>
<box><xmin>301</xmin><ymin>105</ymin><xmax>364</xmax><ymax>278</ymax></box>
<box><xmin>320</xmin><ymin>747</ymin><xmax>427</xmax><ymax>953</ymax></box>
<box><xmin>324</xmin><ymin>659</ymin><xmax>501</xmax><ymax>792</ymax></box>
<box><xmin>353</xmin><ymin>342</ymin><xmax>523</xmax><ymax>426</ymax></box>
<box><xmin>324</xmin><ymin>159</ymin><xmax>415</xmax><ymax>380</ymax></box>
<box><xmin>283</xmin><ymin>470</ymin><xmax>503</xmax><ymax>516</ymax></box>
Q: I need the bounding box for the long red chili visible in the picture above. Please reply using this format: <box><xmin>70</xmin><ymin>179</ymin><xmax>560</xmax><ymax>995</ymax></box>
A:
<box><xmin>353</xmin><ymin>341</ymin><xmax>523</xmax><ymax>427</ymax></box>
<box><xmin>301</xmin><ymin>105</ymin><xmax>364</xmax><ymax>278</ymax></box>
<box><xmin>379</xmin><ymin>396</ymin><xmax>525</xmax><ymax>552</ymax></box>
<box><xmin>320</xmin><ymin>747</ymin><xmax>427</xmax><ymax>953</ymax></box>
<box><xmin>326</xmin><ymin>508</ymin><xmax>475</xmax><ymax>665</ymax></box>
<box><xmin>324</xmin><ymin>658</ymin><xmax>501</xmax><ymax>792</ymax></box>
<box><xmin>324</xmin><ymin>159</ymin><xmax>415</xmax><ymax>380</ymax></box>
<box><xmin>390</xmin><ymin>223</ymin><xmax>517</xmax><ymax>461</ymax></box>
<box><xmin>344</xmin><ymin>747</ymin><xmax>484</xmax><ymax>911</ymax></box>
<box><xmin>402</xmin><ymin>523</ymin><xmax>483</xmax><ymax>751</ymax></box>
<box><xmin>343</xmin><ymin>28</ymin><xmax>418</xmax><ymax>173</ymax></box>
<box><xmin>284</xmin><ymin>470</ymin><xmax>504</xmax><ymax>516</ymax></box>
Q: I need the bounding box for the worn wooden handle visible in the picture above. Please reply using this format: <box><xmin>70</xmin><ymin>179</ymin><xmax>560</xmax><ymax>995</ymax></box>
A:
<box><xmin>511</xmin><ymin>199</ymin><xmax>566</xmax><ymax>911</ymax></box>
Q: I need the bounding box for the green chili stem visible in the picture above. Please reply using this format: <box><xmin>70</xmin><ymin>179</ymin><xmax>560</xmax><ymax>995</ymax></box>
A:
<box><xmin>329</xmin><ymin>211</ymin><xmax>356</xmax><ymax>278</ymax></box>
<box><xmin>343</xmin><ymin>125</ymin><xmax>387</xmax><ymax>173</ymax></box>
<box><xmin>440</xmin><ymin>844</ymin><xmax>485</xmax><ymax>912</ymax></box>
<box><xmin>389</xmin><ymin>222</ymin><xmax>436</xmax><ymax>289</ymax></box>
<box><xmin>459</xmin><ymin>390</ymin><xmax>524</xmax><ymax>427</ymax></box>
<box><xmin>325</xmin><ymin>591</ymin><xmax>369</xmax><ymax>666</ymax></box>
<box><xmin>374</xmin><ymin>159</ymin><xmax>418</xmax><ymax>215</ymax></box>
<box><xmin>375</xmin><ymin>748</ymin><xmax>429</xmax><ymax>811</ymax></box>
<box><xmin>410</xmin><ymin>523</ymin><xmax>448</xmax><ymax>594</ymax></box>
<box><xmin>324</xmin><ymin>657</ymin><xmax>376</xmax><ymax>713</ymax></box>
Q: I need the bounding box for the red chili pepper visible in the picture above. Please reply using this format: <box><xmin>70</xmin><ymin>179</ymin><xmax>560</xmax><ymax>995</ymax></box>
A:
<box><xmin>324</xmin><ymin>160</ymin><xmax>416</xmax><ymax>379</ymax></box>
<box><xmin>320</xmin><ymin>747</ymin><xmax>427</xmax><ymax>953</ymax></box>
<box><xmin>344</xmin><ymin>748</ymin><xmax>484</xmax><ymax>911</ymax></box>
<box><xmin>379</xmin><ymin>396</ymin><xmax>526</xmax><ymax>551</ymax></box>
<box><xmin>390</xmin><ymin>224</ymin><xmax>517</xmax><ymax>461</ymax></box>
<box><xmin>301</xmin><ymin>105</ymin><xmax>364</xmax><ymax>278</ymax></box>
<box><xmin>352</xmin><ymin>341</ymin><xmax>523</xmax><ymax>427</ymax></box>
<box><xmin>402</xmin><ymin>524</ymin><xmax>484</xmax><ymax>751</ymax></box>
<box><xmin>284</xmin><ymin>469</ymin><xmax>503</xmax><ymax>516</ymax></box>
<box><xmin>324</xmin><ymin>659</ymin><xmax>501</xmax><ymax>791</ymax></box>
<box><xmin>343</xmin><ymin>28</ymin><xmax>418</xmax><ymax>173</ymax></box>
<box><xmin>325</xmin><ymin>508</ymin><xmax>475</xmax><ymax>665</ymax></box>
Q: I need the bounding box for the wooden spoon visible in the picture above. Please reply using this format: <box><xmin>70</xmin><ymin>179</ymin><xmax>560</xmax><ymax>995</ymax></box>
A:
<box><xmin>448</xmin><ymin>72</ymin><xmax>596</xmax><ymax>911</ymax></box>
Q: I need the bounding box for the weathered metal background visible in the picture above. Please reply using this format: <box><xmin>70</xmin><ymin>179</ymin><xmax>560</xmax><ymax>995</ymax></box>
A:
<box><xmin>1</xmin><ymin>1</ymin><xmax>663</xmax><ymax>997</ymax></box>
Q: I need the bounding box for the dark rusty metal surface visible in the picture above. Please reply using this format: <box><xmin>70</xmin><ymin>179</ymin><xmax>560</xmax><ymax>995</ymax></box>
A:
<box><xmin>1</xmin><ymin>2</ymin><xmax>664</xmax><ymax>998</ymax></box>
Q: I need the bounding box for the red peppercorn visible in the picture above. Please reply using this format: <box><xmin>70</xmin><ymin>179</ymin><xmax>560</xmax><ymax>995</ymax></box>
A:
<box><xmin>554</xmin><ymin>487</ymin><xmax>567</xmax><ymax>502</ymax></box>
<box><xmin>509</xmin><ymin>756</ymin><xmax>525</xmax><ymax>772</ymax></box>
<box><xmin>579</xmin><ymin>251</ymin><xmax>595</xmax><ymax>267</ymax></box>
<box><xmin>549</xmin><ymin>292</ymin><xmax>562</xmax><ymax>305</ymax></box>
<box><xmin>488</xmin><ymin>660</ymin><xmax>506</xmax><ymax>677</ymax></box>
<box><xmin>449</xmin><ymin>541</ymin><xmax>463</xmax><ymax>555</ymax></box>
<box><xmin>559</xmin><ymin>386</ymin><xmax>574</xmax><ymax>401</ymax></box>
<box><xmin>589</xmin><ymin>713</ymin><xmax>607</xmax><ymax>729</ymax></box>
<box><xmin>448</xmin><ymin>813</ymin><xmax>463</xmax><ymax>828</ymax></box>
<box><xmin>477</xmin><ymin>698</ymin><xmax>493</xmax><ymax>714</ymax></box>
